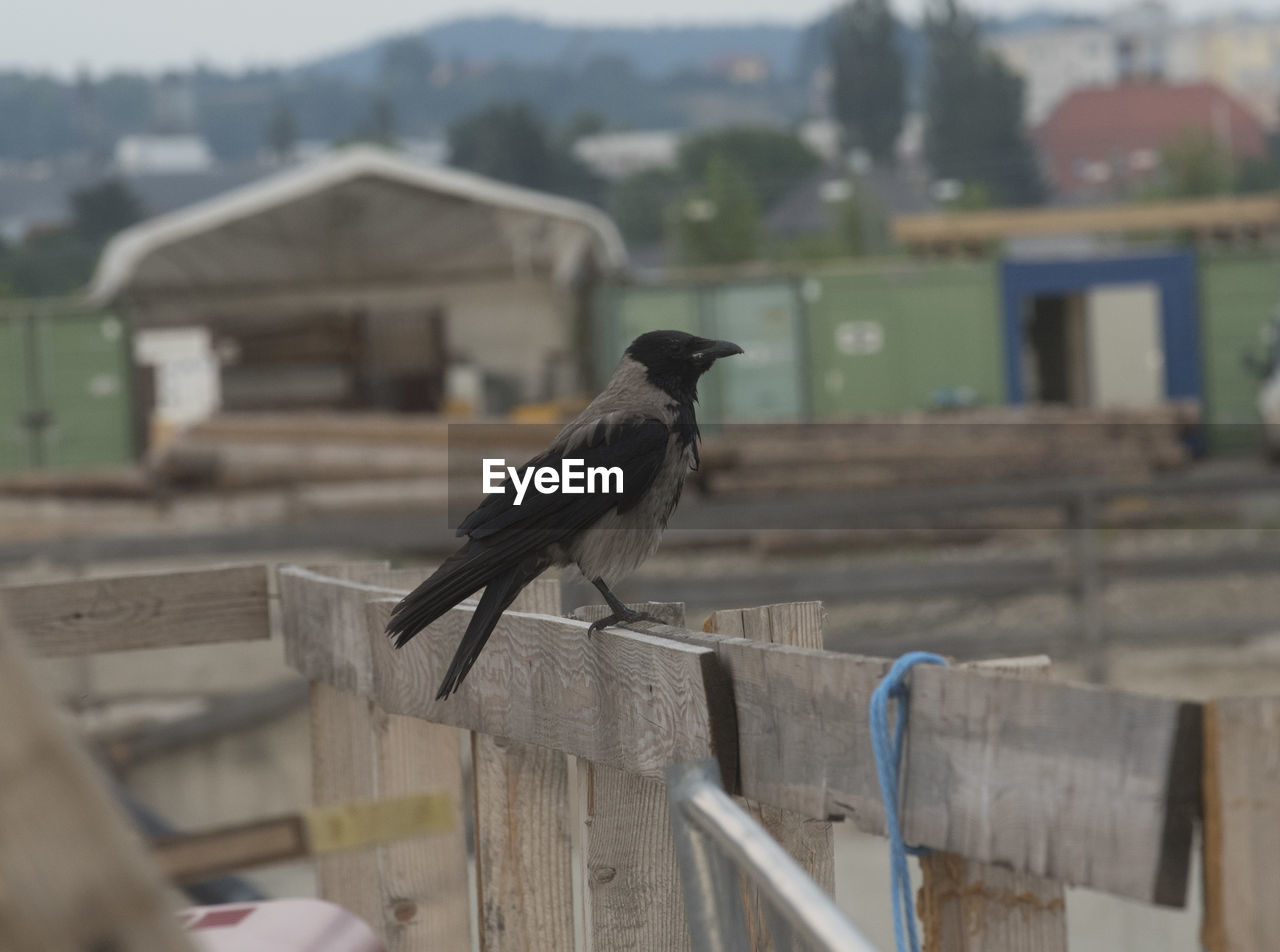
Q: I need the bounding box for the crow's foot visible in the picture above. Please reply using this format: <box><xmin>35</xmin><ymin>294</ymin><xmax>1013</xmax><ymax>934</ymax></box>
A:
<box><xmin>588</xmin><ymin>607</ymin><xmax>659</xmax><ymax>636</ymax></box>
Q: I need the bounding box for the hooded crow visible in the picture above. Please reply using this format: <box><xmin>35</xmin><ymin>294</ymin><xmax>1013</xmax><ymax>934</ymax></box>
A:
<box><xmin>386</xmin><ymin>329</ymin><xmax>743</xmax><ymax>698</ymax></box>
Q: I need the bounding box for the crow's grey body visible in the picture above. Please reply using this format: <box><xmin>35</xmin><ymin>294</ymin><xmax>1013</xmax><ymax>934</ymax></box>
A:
<box><xmin>549</xmin><ymin>357</ymin><xmax>697</xmax><ymax>583</ymax></box>
<box><xmin>386</xmin><ymin>330</ymin><xmax>741</xmax><ymax>699</ymax></box>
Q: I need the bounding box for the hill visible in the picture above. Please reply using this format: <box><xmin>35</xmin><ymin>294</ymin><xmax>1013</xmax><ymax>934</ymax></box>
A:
<box><xmin>305</xmin><ymin>15</ymin><xmax>808</xmax><ymax>83</ymax></box>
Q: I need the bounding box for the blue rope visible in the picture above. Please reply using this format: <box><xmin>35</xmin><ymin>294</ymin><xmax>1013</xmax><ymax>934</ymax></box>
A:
<box><xmin>870</xmin><ymin>651</ymin><xmax>947</xmax><ymax>952</ymax></box>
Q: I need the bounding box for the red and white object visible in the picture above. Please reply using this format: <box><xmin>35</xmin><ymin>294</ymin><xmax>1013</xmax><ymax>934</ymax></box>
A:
<box><xmin>180</xmin><ymin>900</ymin><xmax>386</xmax><ymax>952</ymax></box>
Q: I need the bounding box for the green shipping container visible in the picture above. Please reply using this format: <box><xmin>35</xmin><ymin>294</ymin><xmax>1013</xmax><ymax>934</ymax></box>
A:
<box><xmin>0</xmin><ymin>304</ymin><xmax>134</xmax><ymax>473</ymax></box>
<box><xmin>706</xmin><ymin>282</ymin><xmax>805</xmax><ymax>422</ymax></box>
<box><xmin>803</xmin><ymin>261</ymin><xmax>1004</xmax><ymax>418</ymax></box>
<box><xmin>1199</xmin><ymin>254</ymin><xmax>1280</xmax><ymax>453</ymax></box>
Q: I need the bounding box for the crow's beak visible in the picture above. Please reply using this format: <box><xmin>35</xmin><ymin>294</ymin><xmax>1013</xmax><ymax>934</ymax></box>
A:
<box><xmin>692</xmin><ymin>339</ymin><xmax>745</xmax><ymax>362</ymax></box>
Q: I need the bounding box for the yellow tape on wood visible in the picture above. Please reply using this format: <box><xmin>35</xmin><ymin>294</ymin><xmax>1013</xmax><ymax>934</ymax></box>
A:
<box><xmin>305</xmin><ymin>793</ymin><xmax>455</xmax><ymax>854</ymax></box>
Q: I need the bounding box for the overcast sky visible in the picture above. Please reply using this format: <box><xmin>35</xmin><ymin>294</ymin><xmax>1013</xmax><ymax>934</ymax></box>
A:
<box><xmin>6</xmin><ymin>0</ymin><xmax>1278</xmax><ymax>76</ymax></box>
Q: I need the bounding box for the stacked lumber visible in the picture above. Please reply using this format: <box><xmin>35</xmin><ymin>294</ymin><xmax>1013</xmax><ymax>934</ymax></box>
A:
<box><xmin>151</xmin><ymin>412</ymin><xmax>558</xmax><ymax>491</ymax></box>
<box><xmin>698</xmin><ymin>402</ymin><xmax>1198</xmax><ymax>496</ymax></box>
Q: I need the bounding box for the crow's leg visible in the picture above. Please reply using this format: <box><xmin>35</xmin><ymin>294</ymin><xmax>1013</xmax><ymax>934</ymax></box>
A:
<box><xmin>588</xmin><ymin>577</ymin><xmax>658</xmax><ymax>635</ymax></box>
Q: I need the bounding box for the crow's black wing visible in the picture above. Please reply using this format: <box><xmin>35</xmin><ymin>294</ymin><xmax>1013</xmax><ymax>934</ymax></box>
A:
<box><xmin>456</xmin><ymin>417</ymin><xmax>671</xmax><ymax>542</ymax></box>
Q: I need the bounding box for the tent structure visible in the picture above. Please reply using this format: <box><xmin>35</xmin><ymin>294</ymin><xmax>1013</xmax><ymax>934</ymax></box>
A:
<box><xmin>87</xmin><ymin>146</ymin><xmax>629</xmax><ymax>414</ymax></box>
<box><xmin>89</xmin><ymin>145</ymin><xmax>626</xmax><ymax>311</ymax></box>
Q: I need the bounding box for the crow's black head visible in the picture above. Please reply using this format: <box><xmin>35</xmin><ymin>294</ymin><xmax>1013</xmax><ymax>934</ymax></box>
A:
<box><xmin>624</xmin><ymin>330</ymin><xmax>744</xmax><ymax>402</ymax></box>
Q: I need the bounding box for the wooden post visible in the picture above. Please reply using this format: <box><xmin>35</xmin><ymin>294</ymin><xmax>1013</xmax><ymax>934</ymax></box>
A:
<box><xmin>472</xmin><ymin>579</ymin><xmax>576</xmax><ymax>952</ymax></box>
<box><xmin>281</xmin><ymin>564</ymin><xmax>472</xmax><ymax>952</ymax></box>
<box><xmin>572</xmin><ymin>601</ymin><xmax>692</xmax><ymax>952</ymax></box>
<box><xmin>705</xmin><ymin>602</ymin><xmax>835</xmax><ymax>952</ymax></box>
<box><xmin>0</xmin><ymin>607</ymin><xmax>197</xmax><ymax>952</ymax></box>
<box><xmin>918</xmin><ymin>657</ymin><xmax>1068</xmax><ymax>952</ymax></box>
<box><xmin>1202</xmin><ymin>694</ymin><xmax>1280</xmax><ymax>952</ymax></box>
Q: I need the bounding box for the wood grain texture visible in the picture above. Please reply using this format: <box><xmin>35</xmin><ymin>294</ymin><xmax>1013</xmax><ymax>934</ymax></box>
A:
<box><xmin>918</xmin><ymin>657</ymin><xmax>1067</xmax><ymax>952</ymax></box>
<box><xmin>366</xmin><ymin>597</ymin><xmax>733</xmax><ymax>779</ymax></box>
<box><xmin>706</xmin><ymin>602</ymin><xmax>834</xmax><ymax>952</ymax></box>
<box><xmin>292</xmin><ymin>566</ymin><xmax>1200</xmax><ymax>906</ymax></box>
<box><xmin>919</xmin><ymin>853</ymin><xmax>1067</xmax><ymax>952</ymax></box>
<box><xmin>1201</xmin><ymin>695</ymin><xmax>1280</xmax><ymax>952</ymax></box>
<box><xmin>575</xmin><ymin>601</ymin><xmax>690</xmax><ymax>952</ymax></box>
<box><xmin>374</xmin><ymin>706</ymin><xmax>471</xmax><ymax>952</ymax></box>
<box><xmin>0</xmin><ymin>607</ymin><xmax>197</xmax><ymax>952</ymax></box>
<box><xmin>2</xmin><ymin>564</ymin><xmax>270</xmax><ymax>656</ymax></box>
<box><xmin>282</xmin><ymin>564</ymin><xmax>471</xmax><ymax>952</ymax></box>
<box><xmin>625</xmin><ymin>621</ymin><xmax>1201</xmax><ymax>906</ymax></box>
<box><xmin>279</xmin><ymin>564</ymin><xmax>428</xmax><ymax>695</ymax></box>
<box><xmin>473</xmin><ymin>580</ymin><xmax>575</xmax><ymax>952</ymax></box>
<box><xmin>309</xmin><ymin>681</ymin><xmax>383</xmax><ymax>931</ymax></box>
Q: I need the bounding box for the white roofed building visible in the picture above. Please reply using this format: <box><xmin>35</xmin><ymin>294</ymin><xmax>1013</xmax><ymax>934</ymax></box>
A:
<box><xmin>89</xmin><ymin>145</ymin><xmax>627</xmax><ymax>417</ymax></box>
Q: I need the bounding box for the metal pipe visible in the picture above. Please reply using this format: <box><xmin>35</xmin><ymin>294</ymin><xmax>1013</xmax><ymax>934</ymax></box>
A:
<box><xmin>668</xmin><ymin>762</ymin><xmax>752</xmax><ymax>952</ymax></box>
<box><xmin>671</xmin><ymin>763</ymin><xmax>880</xmax><ymax>952</ymax></box>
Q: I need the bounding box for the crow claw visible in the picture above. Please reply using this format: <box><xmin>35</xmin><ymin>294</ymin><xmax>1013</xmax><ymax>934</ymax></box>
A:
<box><xmin>588</xmin><ymin>608</ymin><xmax>659</xmax><ymax>636</ymax></box>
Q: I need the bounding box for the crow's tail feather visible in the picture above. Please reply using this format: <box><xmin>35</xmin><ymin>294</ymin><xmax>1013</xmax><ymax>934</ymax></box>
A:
<box><xmin>385</xmin><ymin>544</ymin><xmax>493</xmax><ymax>649</ymax></box>
<box><xmin>435</xmin><ymin>560</ymin><xmax>543</xmax><ymax>699</ymax></box>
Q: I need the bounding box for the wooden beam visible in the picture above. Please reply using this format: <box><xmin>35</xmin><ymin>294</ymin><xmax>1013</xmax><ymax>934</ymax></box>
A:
<box><xmin>280</xmin><ymin>564</ymin><xmax>472</xmax><ymax>952</ymax></box>
<box><xmin>706</xmin><ymin>602</ymin><xmax>834</xmax><ymax>952</ymax></box>
<box><xmin>918</xmin><ymin>657</ymin><xmax>1068</xmax><ymax>952</ymax></box>
<box><xmin>574</xmin><ymin>601</ymin><xmax>692</xmax><ymax>952</ymax></box>
<box><xmin>893</xmin><ymin>194</ymin><xmax>1280</xmax><ymax>247</ymax></box>
<box><xmin>631</xmin><ymin>620</ymin><xmax>1202</xmax><ymax>907</ymax></box>
<box><xmin>1202</xmin><ymin>694</ymin><xmax>1280</xmax><ymax>952</ymax></box>
<box><xmin>292</xmin><ymin>568</ymin><xmax>1200</xmax><ymax>906</ymax></box>
<box><xmin>473</xmin><ymin>581</ymin><xmax>575</xmax><ymax>952</ymax></box>
<box><xmin>1</xmin><ymin>564</ymin><xmax>271</xmax><ymax>656</ymax></box>
<box><xmin>364</xmin><ymin>599</ymin><xmax>736</xmax><ymax>781</ymax></box>
<box><xmin>0</xmin><ymin>606</ymin><xmax>197</xmax><ymax>951</ymax></box>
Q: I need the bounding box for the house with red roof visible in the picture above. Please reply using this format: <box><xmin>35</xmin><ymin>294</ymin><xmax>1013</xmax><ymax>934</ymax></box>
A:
<box><xmin>1034</xmin><ymin>81</ymin><xmax>1267</xmax><ymax>200</ymax></box>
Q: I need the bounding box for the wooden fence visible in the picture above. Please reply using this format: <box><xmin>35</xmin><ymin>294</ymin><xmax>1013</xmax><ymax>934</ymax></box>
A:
<box><xmin>1</xmin><ymin>561</ymin><xmax>1278</xmax><ymax>951</ymax></box>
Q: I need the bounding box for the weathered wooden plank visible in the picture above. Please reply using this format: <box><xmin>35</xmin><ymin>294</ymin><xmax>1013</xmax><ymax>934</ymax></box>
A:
<box><xmin>304</xmin><ymin>567</ymin><xmax>1198</xmax><ymax>906</ymax></box>
<box><xmin>706</xmin><ymin>602</ymin><xmax>834</xmax><ymax>952</ymax></box>
<box><xmin>365</xmin><ymin>598</ymin><xmax>734</xmax><ymax>780</ymax></box>
<box><xmin>310</xmin><ymin>681</ymin><xmax>384</xmax><ymax>930</ymax></box>
<box><xmin>473</xmin><ymin>580</ymin><xmax>575</xmax><ymax>952</ymax></box>
<box><xmin>0</xmin><ymin>607</ymin><xmax>197</xmax><ymax>951</ymax></box>
<box><xmin>918</xmin><ymin>657</ymin><xmax>1067</xmax><ymax>952</ymax></box>
<box><xmin>582</xmin><ymin>763</ymin><xmax>688</xmax><ymax>952</ymax></box>
<box><xmin>630</xmin><ymin>621</ymin><xmax>1201</xmax><ymax>907</ymax></box>
<box><xmin>1201</xmin><ymin>694</ymin><xmax>1280</xmax><ymax>952</ymax></box>
<box><xmin>575</xmin><ymin>601</ymin><xmax>691</xmax><ymax>952</ymax></box>
<box><xmin>373</xmin><ymin>706</ymin><xmax>472</xmax><ymax>952</ymax></box>
<box><xmin>1</xmin><ymin>564</ymin><xmax>271</xmax><ymax>656</ymax></box>
<box><xmin>153</xmin><ymin>815</ymin><xmax>309</xmax><ymax>883</ymax></box>
<box><xmin>919</xmin><ymin>854</ymin><xmax>1067</xmax><ymax>952</ymax></box>
<box><xmin>280</xmin><ymin>564</ymin><xmax>427</xmax><ymax>695</ymax></box>
<box><xmin>280</xmin><ymin>564</ymin><xmax>472</xmax><ymax>952</ymax></box>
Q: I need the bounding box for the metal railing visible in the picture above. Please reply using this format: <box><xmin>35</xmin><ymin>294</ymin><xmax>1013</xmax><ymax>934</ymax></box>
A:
<box><xmin>666</xmin><ymin>760</ymin><xmax>881</xmax><ymax>952</ymax></box>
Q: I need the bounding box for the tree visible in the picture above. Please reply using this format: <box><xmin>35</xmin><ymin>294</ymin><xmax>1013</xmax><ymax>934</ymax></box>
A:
<box><xmin>1159</xmin><ymin>129</ymin><xmax>1233</xmax><ymax>198</ymax></box>
<box><xmin>609</xmin><ymin>168</ymin><xmax>684</xmax><ymax>245</ymax></box>
<box><xmin>70</xmin><ymin>178</ymin><xmax>142</xmax><ymax>244</ymax></box>
<box><xmin>265</xmin><ymin>105</ymin><xmax>297</xmax><ymax>161</ymax></box>
<box><xmin>923</xmin><ymin>0</ymin><xmax>1044</xmax><ymax>206</ymax></box>
<box><xmin>677</xmin><ymin>154</ymin><xmax>760</xmax><ymax>266</ymax></box>
<box><xmin>448</xmin><ymin>102</ymin><xmax>603</xmax><ymax>204</ymax></box>
<box><xmin>678</xmin><ymin>126</ymin><xmax>821</xmax><ymax>210</ymax></box>
<box><xmin>829</xmin><ymin>0</ymin><xmax>905</xmax><ymax>164</ymax></box>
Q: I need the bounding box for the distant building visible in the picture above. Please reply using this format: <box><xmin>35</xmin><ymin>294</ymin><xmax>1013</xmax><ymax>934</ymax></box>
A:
<box><xmin>89</xmin><ymin>146</ymin><xmax>627</xmax><ymax>418</ymax></box>
<box><xmin>1167</xmin><ymin>17</ymin><xmax>1280</xmax><ymax>128</ymax></box>
<box><xmin>708</xmin><ymin>52</ymin><xmax>771</xmax><ymax>84</ymax></box>
<box><xmin>572</xmin><ymin>131</ymin><xmax>680</xmax><ymax>182</ymax></box>
<box><xmin>114</xmin><ymin>135</ymin><xmax>214</xmax><ymax>175</ymax></box>
<box><xmin>989</xmin><ymin>2</ymin><xmax>1280</xmax><ymax>128</ymax></box>
<box><xmin>1034</xmin><ymin>81</ymin><xmax>1267</xmax><ymax>199</ymax></box>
